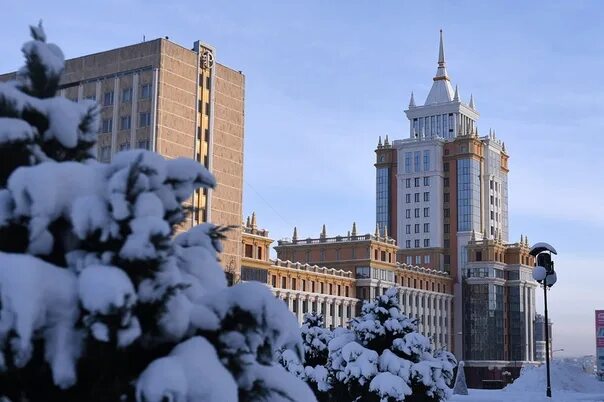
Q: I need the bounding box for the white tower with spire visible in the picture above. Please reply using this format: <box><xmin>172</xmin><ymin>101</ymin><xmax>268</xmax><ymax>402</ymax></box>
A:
<box><xmin>404</xmin><ymin>30</ymin><xmax>479</xmax><ymax>140</ymax></box>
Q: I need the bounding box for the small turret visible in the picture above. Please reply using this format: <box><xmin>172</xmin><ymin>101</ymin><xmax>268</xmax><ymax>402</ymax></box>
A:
<box><xmin>292</xmin><ymin>226</ymin><xmax>298</xmax><ymax>242</ymax></box>
<box><xmin>251</xmin><ymin>212</ymin><xmax>257</xmax><ymax>229</ymax></box>
<box><xmin>377</xmin><ymin>136</ymin><xmax>382</xmax><ymax>148</ymax></box>
<box><xmin>409</xmin><ymin>91</ymin><xmax>416</xmax><ymax>108</ymax></box>
<box><xmin>469</xmin><ymin>94</ymin><xmax>475</xmax><ymax>109</ymax></box>
<box><xmin>352</xmin><ymin>222</ymin><xmax>357</xmax><ymax>236</ymax></box>
<box><xmin>375</xmin><ymin>223</ymin><xmax>380</xmax><ymax>237</ymax></box>
<box><xmin>320</xmin><ymin>224</ymin><xmax>327</xmax><ymax>239</ymax></box>
<box><xmin>453</xmin><ymin>85</ymin><xmax>460</xmax><ymax>101</ymax></box>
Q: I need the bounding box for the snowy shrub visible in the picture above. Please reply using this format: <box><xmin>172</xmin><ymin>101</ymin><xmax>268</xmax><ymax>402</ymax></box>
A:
<box><xmin>324</xmin><ymin>288</ymin><xmax>456</xmax><ymax>402</ymax></box>
<box><xmin>0</xmin><ymin>23</ymin><xmax>314</xmax><ymax>402</ymax></box>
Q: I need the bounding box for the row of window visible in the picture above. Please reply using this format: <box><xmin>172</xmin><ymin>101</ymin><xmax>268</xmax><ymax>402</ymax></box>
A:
<box><xmin>291</xmin><ymin>299</ymin><xmax>352</xmax><ymax>324</ymax></box>
<box><xmin>101</xmin><ymin>84</ymin><xmax>152</xmax><ymax>106</ymax></box>
<box><xmin>405</xmin><ymin>255</ymin><xmax>431</xmax><ymax>265</ymax></box>
<box><xmin>97</xmin><ymin>140</ymin><xmax>150</xmax><ymax>162</ymax></box>
<box><xmin>100</xmin><ymin>112</ymin><xmax>151</xmax><ymax>133</ymax></box>
<box><xmin>271</xmin><ymin>275</ymin><xmax>350</xmax><ymax>297</ymax></box>
<box><xmin>404</xmin><ymin>150</ymin><xmax>431</xmax><ymax>173</ymax></box>
<box><xmin>405</xmin><ymin>207</ymin><xmax>430</xmax><ymax>219</ymax></box>
<box><xmin>405</xmin><ymin>239</ymin><xmax>431</xmax><ymax>248</ymax></box>
<box><xmin>405</xmin><ymin>177</ymin><xmax>430</xmax><ymax>188</ymax></box>
<box><xmin>405</xmin><ymin>192</ymin><xmax>430</xmax><ymax>203</ymax></box>
<box><xmin>405</xmin><ymin>223</ymin><xmax>430</xmax><ymax>234</ymax></box>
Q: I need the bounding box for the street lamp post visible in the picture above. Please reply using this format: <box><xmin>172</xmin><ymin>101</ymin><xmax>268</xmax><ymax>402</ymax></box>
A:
<box><xmin>530</xmin><ymin>242</ymin><xmax>558</xmax><ymax>398</ymax></box>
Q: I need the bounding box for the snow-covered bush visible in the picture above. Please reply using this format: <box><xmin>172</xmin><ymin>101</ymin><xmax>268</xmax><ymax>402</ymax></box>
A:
<box><xmin>279</xmin><ymin>312</ymin><xmax>334</xmax><ymax>400</ymax></box>
<box><xmin>325</xmin><ymin>288</ymin><xmax>456</xmax><ymax>402</ymax></box>
<box><xmin>0</xmin><ymin>23</ymin><xmax>314</xmax><ymax>402</ymax></box>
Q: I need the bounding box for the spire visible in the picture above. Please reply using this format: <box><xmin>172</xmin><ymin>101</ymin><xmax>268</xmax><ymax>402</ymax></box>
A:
<box><xmin>251</xmin><ymin>212</ymin><xmax>257</xmax><ymax>229</ymax></box>
<box><xmin>246</xmin><ymin>215</ymin><xmax>250</xmax><ymax>228</ymax></box>
<box><xmin>383</xmin><ymin>224</ymin><xmax>388</xmax><ymax>238</ymax></box>
<box><xmin>469</xmin><ymin>94</ymin><xmax>475</xmax><ymax>109</ymax></box>
<box><xmin>320</xmin><ymin>224</ymin><xmax>327</xmax><ymax>239</ymax></box>
<box><xmin>409</xmin><ymin>91</ymin><xmax>416</xmax><ymax>108</ymax></box>
<box><xmin>378</xmin><ymin>136</ymin><xmax>382</xmax><ymax>148</ymax></box>
<box><xmin>352</xmin><ymin>222</ymin><xmax>357</xmax><ymax>236</ymax></box>
<box><xmin>502</xmin><ymin>142</ymin><xmax>506</xmax><ymax>153</ymax></box>
<box><xmin>384</xmin><ymin>135</ymin><xmax>389</xmax><ymax>146</ymax></box>
<box><xmin>520</xmin><ymin>234</ymin><xmax>524</xmax><ymax>245</ymax></box>
<box><xmin>374</xmin><ymin>223</ymin><xmax>380</xmax><ymax>237</ymax></box>
<box><xmin>453</xmin><ymin>85</ymin><xmax>459</xmax><ymax>101</ymax></box>
<box><xmin>525</xmin><ymin>235</ymin><xmax>529</xmax><ymax>247</ymax></box>
<box><xmin>292</xmin><ymin>226</ymin><xmax>298</xmax><ymax>241</ymax></box>
<box><xmin>425</xmin><ymin>30</ymin><xmax>454</xmax><ymax>105</ymax></box>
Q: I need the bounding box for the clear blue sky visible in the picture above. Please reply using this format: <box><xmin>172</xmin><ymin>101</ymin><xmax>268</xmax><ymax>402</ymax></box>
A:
<box><xmin>1</xmin><ymin>0</ymin><xmax>603</xmax><ymax>357</ymax></box>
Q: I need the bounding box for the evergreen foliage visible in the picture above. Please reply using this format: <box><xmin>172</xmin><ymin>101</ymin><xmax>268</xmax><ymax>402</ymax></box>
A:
<box><xmin>0</xmin><ymin>23</ymin><xmax>314</xmax><ymax>402</ymax></box>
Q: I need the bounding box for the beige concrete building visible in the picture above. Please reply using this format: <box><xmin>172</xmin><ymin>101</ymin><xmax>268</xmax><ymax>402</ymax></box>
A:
<box><xmin>273</xmin><ymin>223</ymin><xmax>453</xmax><ymax>350</ymax></box>
<box><xmin>1</xmin><ymin>38</ymin><xmax>245</xmax><ymax>272</ymax></box>
<box><xmin>241</xmin><ymin>214</ymin><xmax>358</xmax><ymax>328</ymax></box>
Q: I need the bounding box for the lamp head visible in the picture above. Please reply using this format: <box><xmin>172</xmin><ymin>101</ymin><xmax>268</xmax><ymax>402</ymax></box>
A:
<box><xmin>530</xmin><ymin>242</ymin><xmax>557</xmax><ymax>257</ymax></box>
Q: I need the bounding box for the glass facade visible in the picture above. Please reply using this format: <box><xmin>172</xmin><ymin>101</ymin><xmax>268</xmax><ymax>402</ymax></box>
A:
<box><xmin>464</xmin><ymin>283</ymin><xmax>505</xmax><ymax>360</ymax></box>
<box><xmin>241</xmin><ymin>266</ymin><xmax>268</xmax><ymax>283</ymax></box>
<box><xmin>508</xmin><ymin>285</ymin><xmax>527</xmax><ymax>361</ymax></box>
<box><xmin>457</xmin><ymin>158</ymin><xmax>481</xmax><ymax>232</ymax></box>
<box><xmin>376</xmin><ymin>167</ymin><xmax>390</xmax><ymax>234</ymax></box>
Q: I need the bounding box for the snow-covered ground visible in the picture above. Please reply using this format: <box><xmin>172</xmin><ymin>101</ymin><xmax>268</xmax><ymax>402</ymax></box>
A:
<box><xmin>451</xmin><ymin>359</ymin><xmax>604</xmax><ymax>402</ymax></box>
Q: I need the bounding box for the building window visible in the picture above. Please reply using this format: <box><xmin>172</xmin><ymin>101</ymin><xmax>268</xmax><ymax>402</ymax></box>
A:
<box><xmin>414</xmin><ymin>151</ymin><xmax>421</xmax><ymax>172</ymax></box>
<box><xmin>414</xmin><ymin>239</ymin><xmax>420</xmax><ymax>248</ymax></box>
<box><xmin>406</xmin><ymin>209</ymin><xmax>411</xmax><ymax>219</ymax></box>
<box><xmin>405</xmin><ymin>152</ymin><xmax>412</xmax><ymax>173</ymax></box>
<box><xmin>406</xmin><ymin>178</ymin><xmax>411</xmax><ymax>188</ymax></box>
<box><xmin>414</xmin><ymin>224</ymin><xmax>420</xmax><ymax>233</ymax></box>
<box><xmin>205</xmin><ymin>102</ymin><xmax>211</xmax><ymax>116</ymax></box>
<box><xmin>424</xmin><ymin>239</ymin><xmax>430</xmax><ymax>247</ymax></box>
<box><xmin>245</xmin><ymin>244</ymin><xmax>254</xmax><ymax>258</ymax></box>
<box><xmin>345</xmin><ymin>286</ymin><xmax>349</xmax><ymax>297</ymax></box>
<box><xmin>444</xmin><ymin>193</ymin><xmax>450</xmax><ymax>203</ymax></box>
<box><xmin>406</xmin><ymin>256</ymin><xmax>412</xmax><ymax>265</ymax></box>
<box><xmin>406</xmin><ymin>225</ymin><xmax>411</xmax><ymax>234</ymax></box>
<box><xmin>140</xmin><ymin>84</ymin><xmax>152</xmax><ymax>99</ymax></box>
<box><xmin>120</xmin><ymin>115</ymin><xmax>131</xmax><ymax>130</ymax></box>
<box><xmin>122</xmin><ymin>88</ymin><xmax>132</xmax><ymax>103</ymax></box>
<box><xmin>423</xmin><ymin>150</ymin><xmax>430</xmax><ymax>171</ymax></box>
<box><xmin>139</xmin><ymin>112</ymin><xmax>151</xmax><ymax>128</ymax></box>
<box><xmin>424</xmin><ymin>192</ymin><xmax>430</xmax><ymax>202</ymax></box>
<box><xmin>101</xmin><ymin>118</ymin><xmax>112</xmax><ymax>133</ymax></box>
<box><xmin>444</xmin><ymin>224</ymin><xmax>450</xmax><ymax>233</ymax></box>
<box><xmin>137</xmin><ymin>139</ymin><xmax>150</xmax><ymax>149</ymax></box>
<box><xmin>329</xmin><ymin>284</ymin><xmax>333</xmax><ymax>295</ymax></box>
<box><xmin>406</xmin><ymin>194</ymin><xmax>411</xmax><ymax>203</ymax></box>
<box><xmin>281</xmin><ymin>277</ymin><xmax>287</xmax><ymax>288</ymax></box>
<box><xmin>424</xmin><ymin>223</ymin><xmax>430</xmax><ymax>233</ymax></box>
<box><xmin>302</xmin><ymin>279</ymin><xmax>306</xmax><ymax>292</ymax></box>
<box><xmin>415</xmin><ymin>256</ymin><xmax>421</xmax><ymax>264</ymax></box>
<box><xmin>103</xmin><ymin>91</ymin><xmax>114</xmax><ymax>106</ymax></box>
<box><xmin>414</xmin><ymin>193</ymin><xmax>420</xmax><ymax>202</ymax></box>
<box><xmin>119</xmin><ymin>142</ymin><xmax>130</xmax><ymax>151</ymax></box>
<box><xmin>444</xmin><ymin>162</ymin><xmax>449</xmax><ymax>172</ymax></box>
<box><xmin>444</xmin><ymin>177</ymin><xmax>449</xmax><ymax>187</ymax></box>
<box><xmin>320</xmin><ymin>282</ymin><xmax>325</xmax><ymax>293</ymax></box>
<box><xmin>424</xmin><ymin>255</ymin><xmax>431</xmax><ymax>264</ymax></box>
<box><xmin>414</xmin><ymin>208</ymin><xmax>420</xmax><ymax>218</ymax></box>
<box><xmin>98</xmin><ymin>145</ymin><xmax>111</xmax><ymax>163</ymax></box>
<box><xmin>444</xmin><ymin>239</ymin><xmax>450</xmax><ymax>248</ymax></box>
<box><xmin>292</xmin><ymin>278</ymin><xmax>297</xmax><ymax>290</ymax></box>
<box><xmin>476</xmin><ymin>251</ymin><xmax>482</xmax><ymax>261</ymax></box>
<box><xmin>271</xmin><ymin>275</ymin><xmax>277</xmax><ymax>288</ymax></box>
<box><xmin>444</xmin><ymin>208</ymin><xmax>450</xmax><ymax>218</ymax></box>
<box><xmin>405</xmin><ymin>240</ymin><xmax>411</xmax><ymax>248</ymax></box>
<box><xmin>424</xmin><ymin>207</ymin><xmax>430</xmax><ymax>217</ymax></box>
<box><xmin>337</xmin><ymin>285</ymin><xmax>341</xmax><ymax>296</ymax></box>
<box><xmin>414</xmin><ymin>177</ymin><xmax>420</xmax><ymax>187</ymax></box>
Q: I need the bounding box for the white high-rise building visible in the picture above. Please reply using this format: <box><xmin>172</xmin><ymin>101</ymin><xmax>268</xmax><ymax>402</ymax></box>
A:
<box><xmin>375</xmin><ymin>31</ymin><xmax>537</xmax><ymax>387</ymax></box>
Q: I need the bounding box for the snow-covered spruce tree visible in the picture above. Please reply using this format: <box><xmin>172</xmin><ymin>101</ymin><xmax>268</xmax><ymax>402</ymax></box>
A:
<box><xmin>0</xmin><ymin>23</ymin><xmax>314</xmax><ymax>402</ymax></box>
<box><xmin>326</xmin><ymin>288</ymin><xmax>456</xmax><ymax>402</ymax></box>
<box><xmin>279</xmin><ymin>313</ymin><xmax>334</xmax><ymax>401</ymax></box>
